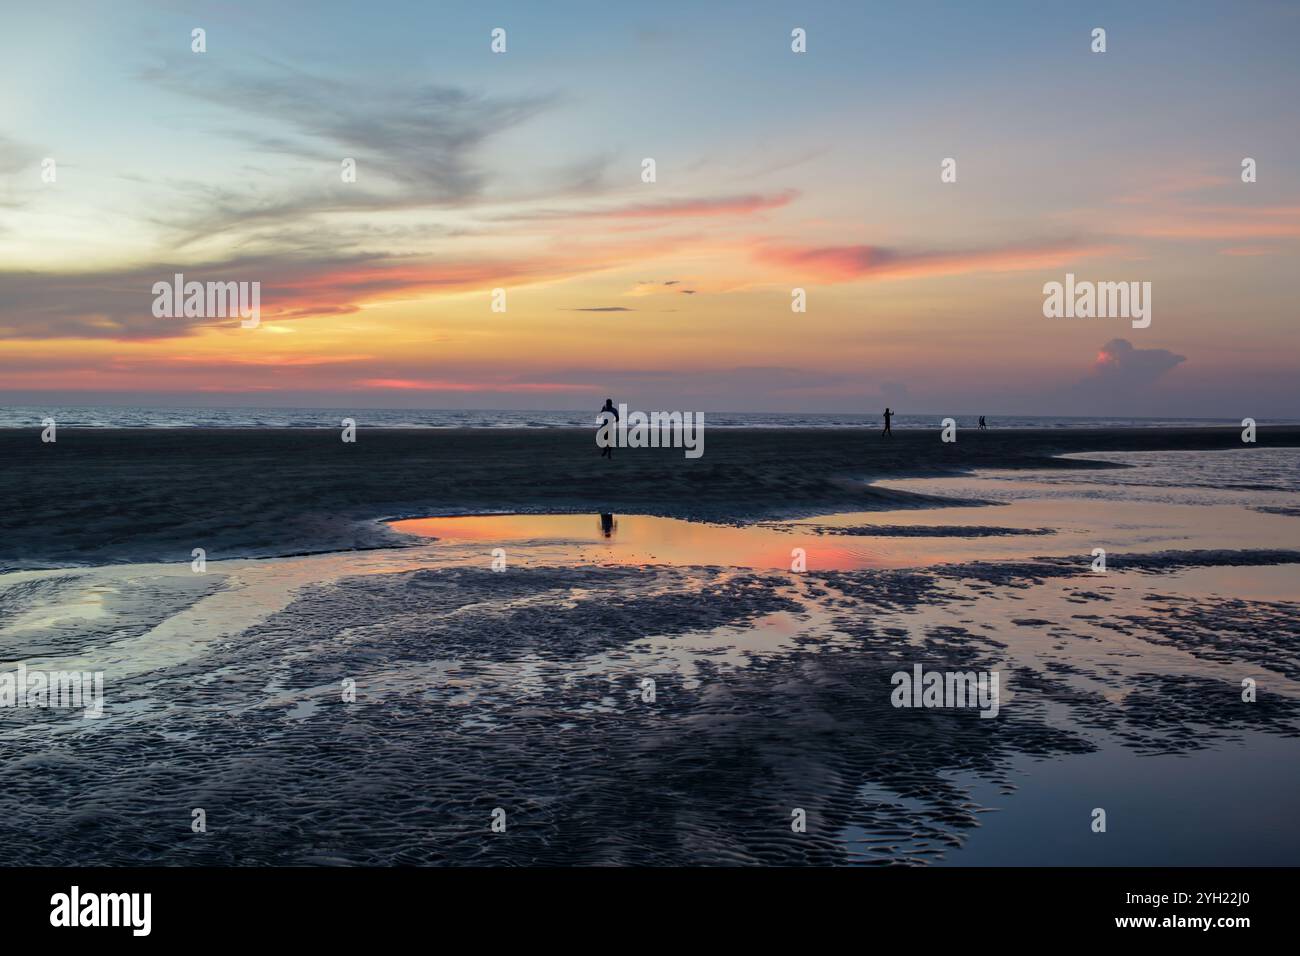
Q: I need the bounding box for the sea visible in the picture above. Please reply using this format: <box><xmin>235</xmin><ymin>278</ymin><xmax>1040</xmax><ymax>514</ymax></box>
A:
<box><xmin>0</xmin><ymin>405</ymin><xmax>1293</xmax><ymax>430</ymax></box>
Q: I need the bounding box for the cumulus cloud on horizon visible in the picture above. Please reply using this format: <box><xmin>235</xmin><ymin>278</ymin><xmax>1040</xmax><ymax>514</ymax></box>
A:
<box><xmin>1089</xmin><ymin>338</ymin><xmax>1186</xmax><ymax>388</ymax></box>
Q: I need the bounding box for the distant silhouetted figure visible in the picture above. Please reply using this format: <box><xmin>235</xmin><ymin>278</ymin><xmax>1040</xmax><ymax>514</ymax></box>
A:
<box><xmin>882</xmin><ymin>407</ymin><xmax>894</xmax><ymax>437</ymax></box>
<box><xmin>599</xmin><ymin>513</ymin><xmax>616</xmax><ymax>538</ymax></box>
<box><xmin>978</xmin><ymin>415</ymin><xmax>987</xmax><ymax>430</ymax></box>
<box><xmin>599</xmin><ymin>398</ymin><xmax>618</xmax><ymax>458</ymax></box>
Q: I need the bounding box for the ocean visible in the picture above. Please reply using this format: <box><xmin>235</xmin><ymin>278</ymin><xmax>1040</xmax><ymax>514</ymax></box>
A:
<box><xmin>0</xmin><ymin>404</ymin><xmax>1292</xmax><ymax>430</ymax></box>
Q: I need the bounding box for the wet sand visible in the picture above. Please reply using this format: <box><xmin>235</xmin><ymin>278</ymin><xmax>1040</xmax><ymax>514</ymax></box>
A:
<box><xmin>2</xmin><ymin>425</ymin><xmax>1297</xmax><ymax>568</ymax></box>
<box><xmin>1</xmin><ymin>434</ymin><xmax>1298</xmax><ymax>866</ymax></box>
<box><xmin>2</xmin><ymin>535</ymin><xmax>1296</xmax><ymax>865</ymax></box>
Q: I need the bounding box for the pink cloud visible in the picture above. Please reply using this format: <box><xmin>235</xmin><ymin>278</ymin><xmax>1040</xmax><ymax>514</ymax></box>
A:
<box><xmin>754</xmin><ymin>238</ymin><xmax>1115</xmax><ymax>283</ymax></box>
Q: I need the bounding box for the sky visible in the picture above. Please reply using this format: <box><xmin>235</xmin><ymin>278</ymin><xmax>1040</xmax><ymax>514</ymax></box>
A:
<box><xmin>1</xmin><ymin>0</ymin><xmax>1298</xmax><ymax>417</ymax></box>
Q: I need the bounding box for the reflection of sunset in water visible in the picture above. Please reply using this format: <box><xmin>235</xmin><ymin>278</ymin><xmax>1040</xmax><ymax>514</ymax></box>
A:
<box><xmin>389</xmin><ymin>513</ymin><xmax>875</xmax><ymax>570</ymax></box>
<box><xmin>389</xmin><ymin>462</ymin><xmax>1300</xmax><ymax>574</ymax></box>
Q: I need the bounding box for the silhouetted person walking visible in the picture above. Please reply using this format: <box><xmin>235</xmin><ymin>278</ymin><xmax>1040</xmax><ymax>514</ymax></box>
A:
<box><xmin>599</xmin><ymin>398</ymin><xmax>618</xmax><ymax>458</ymax></box>
<box><xmin>882</xmin><ymin>407</ymin><xmax>894</xmax><ymax>437</ymax></box>
<box><xmin>978</xmin><ymin>415</ymin><xmax>987</xmax><ymax>430</ymax></box>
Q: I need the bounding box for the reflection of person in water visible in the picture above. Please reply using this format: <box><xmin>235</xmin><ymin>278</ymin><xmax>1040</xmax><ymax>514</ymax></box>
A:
<box><xmin>599</xmin><ymin>513</ymin><xmax>616</xmax><ymax>538</ymax></box>
<box><xmin>881</xmin><ymin>407</ymin><xmax>894</xmax><ymax>437</ymax></box>
<box><xmin>598</xmin><ymin>398</ymin><xmax>618</xmax><ymax>458</ymax></box>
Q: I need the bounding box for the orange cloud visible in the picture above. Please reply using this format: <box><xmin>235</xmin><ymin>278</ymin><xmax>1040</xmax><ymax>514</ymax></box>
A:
<box><xmin>0</xmin><ymin>232</ymin><xmax>704</xmax><ymax>340</ymax></box>
<box><xmin>355</xmin><ymin>378</ymin><xmax>599</xmax><ymax>392</ymax></box>
<box><xmin>166</xmin><ymin>353</ymin><xmax>375</xmax><ymax>367</ymax></box>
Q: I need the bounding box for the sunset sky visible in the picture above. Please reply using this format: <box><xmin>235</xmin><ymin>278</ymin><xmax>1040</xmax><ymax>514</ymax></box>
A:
<box><xmin>2</xmin><ymin>0</ymin><xmax>1298</xmax><ymax>416</ymax></box>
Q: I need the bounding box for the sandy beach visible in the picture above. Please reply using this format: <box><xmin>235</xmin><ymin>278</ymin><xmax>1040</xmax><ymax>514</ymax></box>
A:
<box><xmin>1</xmin><ymin>426</ymin><xmax>1297</xmax><ymax>865</ymax></box>
<box><xmin>3</xmin><ymin>425</ymin><xmax>1297</xmax><ymax>568</ymax></box>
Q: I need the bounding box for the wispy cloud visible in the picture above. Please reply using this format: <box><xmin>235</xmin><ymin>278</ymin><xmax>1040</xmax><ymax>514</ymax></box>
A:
<box><xmin>132</xmin><ymin>59</ymin><xmax>570</xmax><ymax>250</ymax></box>
<box><xmin>1102</xmin><ymin>171</ymin><xmax>1300</xmax><ymax>241</ymax></box>
<box><xmin>505</xmin><ymin>190</ymin><xmax>798</xmax><ymax>222</ymax></box>
<box><xmin>0</xmin><ymin>132</ymin><xmax>39</xmax><ymax>176</ymax></box>
<box><xmin>0</xmin><ymin>234</ymin><xmax>700</xmax><ymax>340</ymax></box>
<box><xmin>144</xmin><ymin>58</ymin><xmax>557</xmax><ymax>203</ymax></box>
<box><xmin>355</xmin><ymin>378</ymin><xmax>599</xmax><ymax>392</ymax></box>
<box><xmin>1123</xmin><ymin>204</ymin><xmax>1300</xmax><ymax>240</ymax></box>
<box><xmin>754</xmin><ymin>238</ymin><xmax>1115</xmax><ymax>283</ymax></box>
